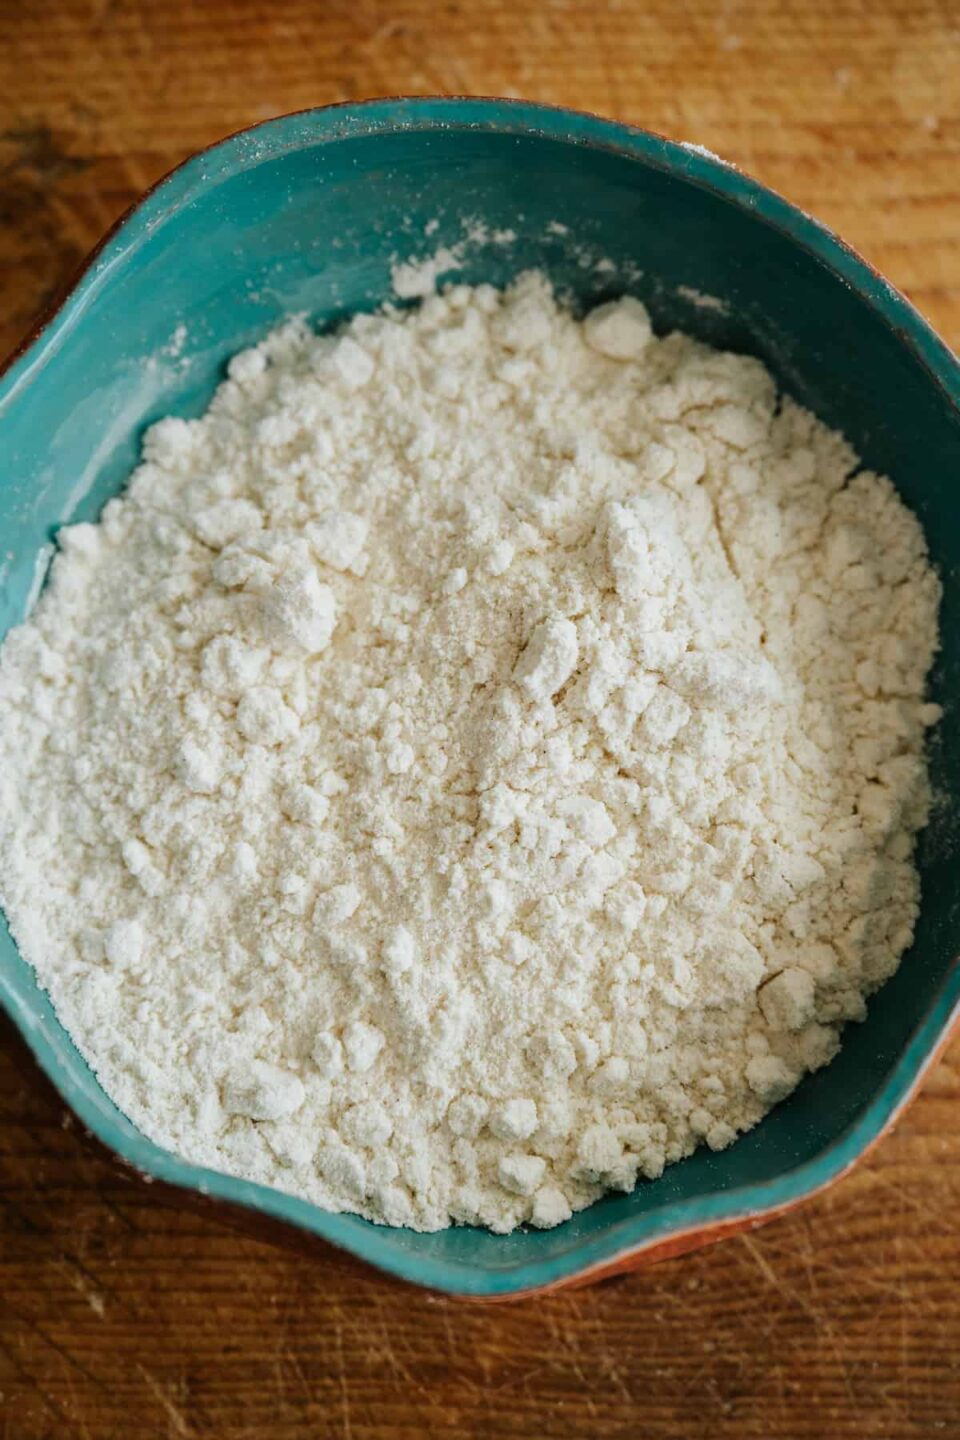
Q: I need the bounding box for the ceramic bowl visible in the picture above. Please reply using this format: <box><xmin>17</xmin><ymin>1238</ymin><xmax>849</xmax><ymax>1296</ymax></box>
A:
<box><xmin>2</xmin><ymin>98</ymin><xmax>959</xmax><ymax>1300</ymax></box>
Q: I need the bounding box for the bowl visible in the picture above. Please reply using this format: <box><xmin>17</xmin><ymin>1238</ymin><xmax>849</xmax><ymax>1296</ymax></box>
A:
<box><xmin>2</xmin><ymin>98</ymin><xmax>959</xmax><ymax>1300</ymax></box>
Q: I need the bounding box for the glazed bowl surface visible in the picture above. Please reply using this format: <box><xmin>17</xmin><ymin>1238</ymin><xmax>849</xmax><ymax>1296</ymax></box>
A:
<box><xmin>2</xmin><ymin>97</ymin><xmax>959</xmax><ymax>1299</ymax></box>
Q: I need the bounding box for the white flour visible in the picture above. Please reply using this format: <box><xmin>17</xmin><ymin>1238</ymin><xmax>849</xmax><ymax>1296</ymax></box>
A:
<box><xmin>0</xmin><ymin>275</ymin><xmax>941</xmax><ymax>1232</ymax></box>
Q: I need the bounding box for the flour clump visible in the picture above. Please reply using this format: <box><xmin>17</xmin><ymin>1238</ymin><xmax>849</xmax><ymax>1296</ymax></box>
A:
<box><xmin>0</xmin><ymin>275</ymin><xmax>941</xmax><ymax>1232</ymax></box>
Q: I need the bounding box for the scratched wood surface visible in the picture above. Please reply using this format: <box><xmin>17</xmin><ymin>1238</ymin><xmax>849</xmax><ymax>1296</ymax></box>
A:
<box><xmin>2</xmin><ymin>1</ymin><xmax>960</xmax><ymax>1436</ymax></box>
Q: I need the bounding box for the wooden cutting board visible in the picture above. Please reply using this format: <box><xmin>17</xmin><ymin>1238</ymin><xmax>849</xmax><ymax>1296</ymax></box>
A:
<box><xmin>1</xmin><ymin>2</ymin><xmax>959</xmax><ymax>1435</ymax></box>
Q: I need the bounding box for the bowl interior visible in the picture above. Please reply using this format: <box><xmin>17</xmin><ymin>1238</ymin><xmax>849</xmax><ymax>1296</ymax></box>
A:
<box><xmin>2</xmin><ymin>102</ymin><xmax>959</xmax><ymax>1296</ymax></box>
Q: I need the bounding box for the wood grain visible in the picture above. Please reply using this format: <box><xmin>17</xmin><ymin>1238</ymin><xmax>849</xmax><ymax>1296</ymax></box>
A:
<box><xmin>1</xmin><ymin>1</ymin><xmax>959</xmax><ymax>1436</ymax></box>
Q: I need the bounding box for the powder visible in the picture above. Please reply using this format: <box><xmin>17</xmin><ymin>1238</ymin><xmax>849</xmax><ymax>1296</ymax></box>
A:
<box><xmin>0</xmin><ymin>275</ymin><xmax>941</xmax><ymax>1233</ymax></box>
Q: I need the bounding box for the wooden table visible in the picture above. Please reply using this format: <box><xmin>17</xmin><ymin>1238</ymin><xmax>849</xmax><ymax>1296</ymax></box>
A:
<box><xmin>2</xmin><ymin>2</ymin><xmax>959</xmax><ymax>1435</ymax></box>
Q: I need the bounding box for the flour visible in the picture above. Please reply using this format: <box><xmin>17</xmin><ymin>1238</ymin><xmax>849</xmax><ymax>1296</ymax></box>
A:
<box><xmin>391</xmin><ymin>246</ymin><xmax>463</xmax><ymax>299</ymax></box>
<box><xmin>0</xmin><ymin>275</ymin><xmax>941</xmax><ymax>1233</ymax></box>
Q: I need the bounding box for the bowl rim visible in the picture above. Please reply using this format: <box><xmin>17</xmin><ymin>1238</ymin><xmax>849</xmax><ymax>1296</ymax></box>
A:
<box><xmin>2</xmin><ymin>95</ymin><xmax>960</xmax><ymax>1299</ymax></box>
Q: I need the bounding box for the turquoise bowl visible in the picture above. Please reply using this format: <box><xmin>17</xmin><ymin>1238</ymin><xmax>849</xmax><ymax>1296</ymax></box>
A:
<box><xmin>2</xmin><ymin>99</ymin><xmax>959</xmax><ymax>1299</ymax></box>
